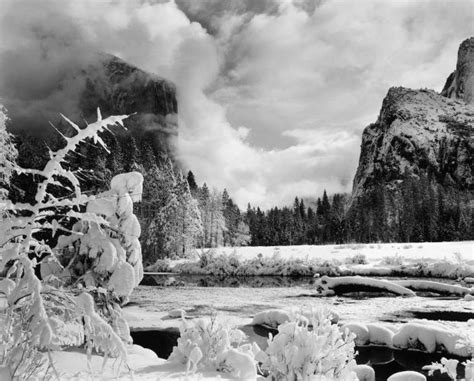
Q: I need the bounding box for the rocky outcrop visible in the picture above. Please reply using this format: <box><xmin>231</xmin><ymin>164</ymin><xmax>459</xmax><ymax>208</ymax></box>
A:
<box><xmin>441</xmin><ymin>37</ymin><xmax>474</xmax><ymax>104</ymax></box>
<box><xmin>4</xmin><ymin>53</ymin><xmax>178</xmax><ymax>157</ymax></box>
<box><xmin>351</xmin><ymin>87</ymin><xmax>473</xmax><ymax>200</ymax></box>
<box><xmin>78</xmin><ymin>54</ymin><xmax>178</xmax><ymax>156</ymax></box>
<box><xmin>348</xmin><ymin>38</ymin><xmax>473</xmax><ymax>241</ymax></box>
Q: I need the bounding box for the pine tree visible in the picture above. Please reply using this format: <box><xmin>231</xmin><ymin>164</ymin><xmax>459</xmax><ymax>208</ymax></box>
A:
<box><xmin>186</xmin><ymin>170</ymin><xmax>198</xmax><ymax>195</ymax></box>
<box><xmin>122</xmin><ymin>135</ymin><xmax>140</xmax><ymax>172</ymax></box>
<box><xmin>0</xmin><ymin>106</ymin><xmax>17</xmax><ymax>200</ymax></box>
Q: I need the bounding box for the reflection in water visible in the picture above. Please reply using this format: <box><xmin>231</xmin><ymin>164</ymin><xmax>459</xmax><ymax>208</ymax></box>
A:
<box><xmin>141</xmin><ymin>273</ymin><xmax>316</xmax><ymax>288</ymax></box>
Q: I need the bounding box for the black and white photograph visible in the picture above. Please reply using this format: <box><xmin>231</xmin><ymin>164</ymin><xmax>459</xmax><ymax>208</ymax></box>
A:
<box><xmin>0</xmin><ymin>0</ymin><xmax>473</xmax><ymax>380</ymax></box>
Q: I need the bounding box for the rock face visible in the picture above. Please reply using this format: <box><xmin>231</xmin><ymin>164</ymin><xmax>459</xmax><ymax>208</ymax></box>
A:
<box><xmin>441</xmin><ymin>37</ymin><xmax>474</xmax><ymax>104</ymax></box>
<box><xmin>352</xmin><ymin>87</ymin><xmax>473</xmax><ymax>200</ymax></box>
<box><xmin>4</xmin><ymin>53</ymin><xmax>178</xmax><ymax>157</ymax></box>
<box><xmin>349</xmin><ymin>38</ymin><xmax>474</xmax><ymax>240</ymax></box>
<box><xmin>78</xmin><ymin>54</ymin><xmax>178</xmax><ymax>156</ymax></box>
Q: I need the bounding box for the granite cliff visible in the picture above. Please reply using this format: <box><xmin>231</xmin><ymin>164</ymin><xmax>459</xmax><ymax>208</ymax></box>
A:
<box><xmin>349</xmin><ymin>38</ymin><xmax>473</xmax><ymax>241</ymax></box>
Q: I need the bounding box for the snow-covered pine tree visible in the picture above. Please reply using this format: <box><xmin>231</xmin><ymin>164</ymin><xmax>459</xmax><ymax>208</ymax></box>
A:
<box><xmin>209</xmin><ymin>189</ymin><xmax>227</xmax><ymax>247</ymax></box>
<box><xmin>174</xmin><ymin>171</ymin><xmax>203</xmax><ymax>256</ymax></box>
<box><xmin>0</xmin><ymin>106</ymin><xmax>18</xmax><ymax>200</ymax></box>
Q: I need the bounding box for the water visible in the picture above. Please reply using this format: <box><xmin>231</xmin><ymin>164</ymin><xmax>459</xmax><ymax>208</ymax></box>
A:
<box><xmin>141</xmin><ymin>273</ymin><xmax>317</xmax><ymax>288</ymax></box>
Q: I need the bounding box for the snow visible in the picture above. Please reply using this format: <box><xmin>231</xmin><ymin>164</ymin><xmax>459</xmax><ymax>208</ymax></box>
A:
<box><xmin>354</xmin><ymin>365</ymin><xmax>375</xmax><ymax>381</ymax></box>
<box><xmin>342</xmin><ymin>323</ymin><xmax>370</xmax><ymax>346</ymax></box>
<box><xmin>252</xmin><ymin>309</ymin><xmax>291</xmax><ymax>328</ymax></box>
<box><xmin>387</xmin><ymin>371</ymin><xmax>427</xmax><ymax>381</ymax></box>
<box><xmin>198</xmin><ymin>241</ymin><xmax>473</xmax><ymax>263</ymax></box>
<box><xmin>392</xmin><ymin>321</ymin><xmax>470</xmax><ymax>357</ymax></box>
<box><xmin>314</xmin><ymin>276</ymin><xmax>416</xmax><ymax>296</ymax></box>
<box><xmin>168</xmin><ymin>309</ymin><xmax>186</xmax><ymax>319</ymax></box>
<box><xmin>394</xmin><ymin>279</ymin><xmax>473</xmax><ymax>296</ymax></box>
<box><xmin>108</xmin><ymin>261</ymin><xmax>136</xmax><ymax>297</ymax></box>
<box><xmin>178</xmin><ymin>241</ymin><xmax>474</xmax><ymax>279</ymax></box>
<box><xmin>111</xmin><ymin>172</ymin><xmax>144</xmax><ymax>203</ymax></box>
<box><xmin>342</xmin><ymin>323</ymin><xmax>393</xmax><ymax>347</ymax></box>
<box><xmin>366</xmin><ymin>323</ymin><xmax>394</xmax><ymax>346</ymax></box>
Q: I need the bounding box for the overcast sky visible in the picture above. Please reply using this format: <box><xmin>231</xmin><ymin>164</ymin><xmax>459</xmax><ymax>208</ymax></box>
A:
<box><xmin>0</xmin><ymin>0</ymin><xmax>473</xmax><ymax>208</ymax></box>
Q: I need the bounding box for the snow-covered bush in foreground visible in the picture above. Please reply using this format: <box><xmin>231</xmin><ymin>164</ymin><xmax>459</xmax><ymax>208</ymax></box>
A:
<box><xmin>0</xmin><ymin>110</ymin><xmax>143</xmax><ymax>379</ymax></box>
<box><xmin>257</xmin><ymin>310</ymin><xmax>357</xmax><ymax>380</ymax></box>
<box><xmin>168</xmin><ymin>316</ymin><xmax>258</xmax><ymax>379</ymax></box>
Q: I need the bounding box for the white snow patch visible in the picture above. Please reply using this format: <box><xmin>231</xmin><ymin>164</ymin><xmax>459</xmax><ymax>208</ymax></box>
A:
<box><xmin>387</xmin><ymin>371</ymin><xmax>427</xmax><ymax>381</ymax></box>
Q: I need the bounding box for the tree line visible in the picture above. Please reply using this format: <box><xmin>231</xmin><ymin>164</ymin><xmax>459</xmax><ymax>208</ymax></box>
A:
<box><xmin>5</xmin><ymin>127</ymin><xmax>473</xmax><ymax>266</ymax></box>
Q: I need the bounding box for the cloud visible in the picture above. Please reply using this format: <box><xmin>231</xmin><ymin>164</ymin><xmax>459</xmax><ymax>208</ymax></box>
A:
<box><xmin>0</xmin><ymin>0</ymin><xmax>472</xmax><ymax>209</ymax></box>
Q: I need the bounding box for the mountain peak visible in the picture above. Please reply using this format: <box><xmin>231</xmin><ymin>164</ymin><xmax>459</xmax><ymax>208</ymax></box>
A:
<box><xmin>441</xmin><ymin>37</ymin><xmax>474</xmax><ymax>104</ymax></box>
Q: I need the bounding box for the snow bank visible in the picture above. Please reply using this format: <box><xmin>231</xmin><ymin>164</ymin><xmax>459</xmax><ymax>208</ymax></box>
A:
<box><xmin>392</xmin><ymin>322</ymin><xmax>470</xmax><ymax>357</ymax></box>
<box><xmin>395</xmin><ymin>280</ymin><xmax>473</xmax><ymax>296</ymax></box>
<box><xmin>387</xmin><ymin>371</ymin><xmax>426</xmax><ymax>381</ymax></box>
<box><xmin>314</xmin><ymin>276</ymin><xmax>416</xmax><ymax>296</ymax></box>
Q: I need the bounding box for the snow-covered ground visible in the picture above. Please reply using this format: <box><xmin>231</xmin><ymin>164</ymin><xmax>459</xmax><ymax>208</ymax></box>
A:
<box><xmin>197</xmin><ymin>241</ymin><xmax>473</xmax><ymax>263</ymax></box>
<box><xmin>148</xmin><ymin>241</ymin><xmax>474</xmax><ymax>279</ymax></box>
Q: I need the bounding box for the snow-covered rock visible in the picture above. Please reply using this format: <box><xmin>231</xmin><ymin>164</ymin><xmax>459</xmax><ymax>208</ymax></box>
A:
<box><xmin>387</xmin><ymin>371</ymin><xmax>426</xmax><ymax>381</ymax></box>
<box><xmin>342</xmin><ymin>323</ymin><xmax>370</xmax><ymax>346</ymax></box>
<box><xmin>392</xmin><ymin>322</ymin><xmax>470</xmax><ymax>357</ymax></box>
<box><xmin>366</xmin><ymin>323</ymin><xmax>394</xmax><ymax>346</ymax></box>
<box><xmin>252</xmin><ymin>309</ymin><xmax>291</xmax><ymax>328</ymax></box>
<box><xmin>354</xmin><ymin>365</ymin><xmax>375</xmax><ymax>381</ymax></box>
<box><xmin>342</xmin><ymin>322</ymin><xmax>394</xmax><ymax>347</ymax></box>
<box><xmin>168</xmin><ymin>309</ymin><xmax>186</xmax><ymax>319</ymax></box>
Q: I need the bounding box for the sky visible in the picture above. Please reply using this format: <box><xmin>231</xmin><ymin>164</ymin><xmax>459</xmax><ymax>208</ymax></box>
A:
<box><xmin>0</xmin><ymin>0</ymin><xmax>472</xmax><ymax>208</ymax></box>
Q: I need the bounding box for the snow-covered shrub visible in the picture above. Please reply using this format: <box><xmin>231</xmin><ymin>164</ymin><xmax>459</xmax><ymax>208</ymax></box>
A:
<box><xmin>169</xmin><ymin>316</ymin><xmax>258</xmax><ymax>379</ymax></box>
<box><xmin>345</xmin><ymin>253</ymin><xmax>368</xmax><ymax>265</ymax></box>
<box><xmin>257</xmin><ymin>310</ymin><xmax>357</xmax><ymax>380</ymax></box>
<box><xmin>145</xmin><ymin>258</ymin><xmax>172</xmax><ymax>272</ymax></box>
<box><xmin>380</xmin><ymin>253</ymin><xmax>404</xmax><ymax>266</ymax></box>
<box><xmin>0</xmin><ymin>110</ymin><xmax>142</xmax><ymax>379</ymax></box>
<box><xmin>423</xmin><ymin>357</ymin><xmax>459</xmax><ymax>380</ymax></box>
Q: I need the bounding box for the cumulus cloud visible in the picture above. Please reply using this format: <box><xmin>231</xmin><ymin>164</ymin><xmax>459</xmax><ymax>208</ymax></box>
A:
<box><xmin>0</xmin><ymin>0</ymin><xmax>472</xmax><ymax>208</ymax></box>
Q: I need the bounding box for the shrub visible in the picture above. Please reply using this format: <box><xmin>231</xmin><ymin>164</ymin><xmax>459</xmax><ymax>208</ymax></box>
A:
<box><xmin>345</xmin><ymin>254</ymin><xmax>368</xmax><ymax>265</ymax></box>
<box><xmin>145</xmin><ymin>259</ymin><xmax>172</xmax><ymax>273</ymax></box>
<box><xmin>169</xmin><ymin>316</ymin><xmax>258</xmax><ymax>379</ymax></box>
<box><xmin>381</xmin><ymin>253</ymin><xmax>404</xmax><ymax>266</ymax></box>
<box><xmin>257</xmin><ymin>310</ymin><xmax>357</xmax><ymax>380</ymax></box>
